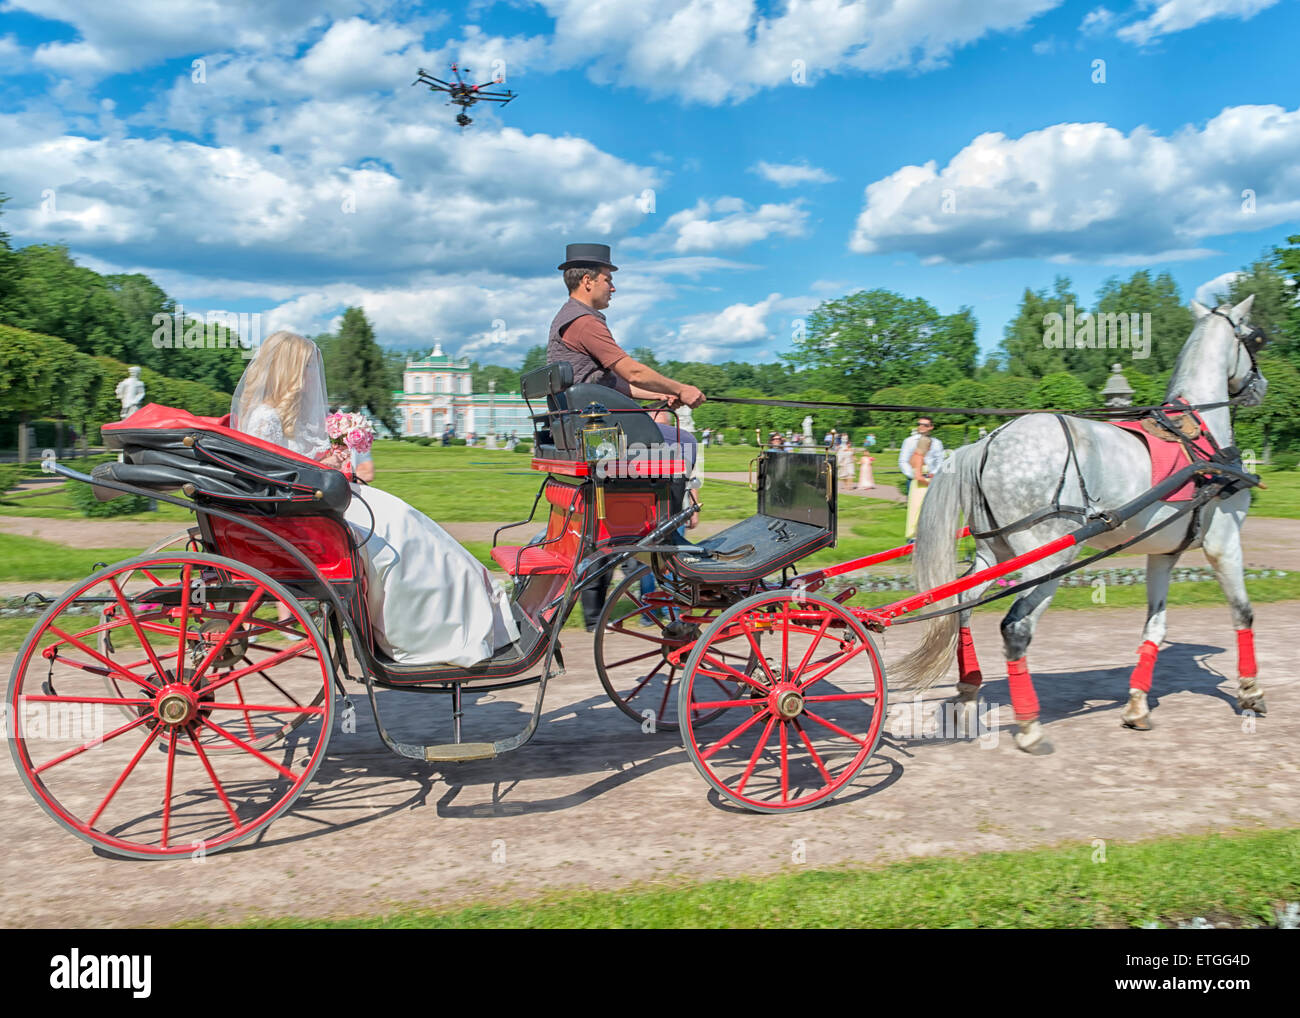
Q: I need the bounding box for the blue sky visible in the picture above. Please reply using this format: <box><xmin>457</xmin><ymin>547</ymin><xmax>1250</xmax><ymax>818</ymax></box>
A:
<box><xmin>1</xmin><ymin>0</ymin><xmax>1297</xmax><ymax>368</ymax></box>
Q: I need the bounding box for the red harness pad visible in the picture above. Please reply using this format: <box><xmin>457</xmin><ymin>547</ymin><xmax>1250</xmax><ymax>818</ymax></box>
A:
<box><xmin>1110</xmin><ymin>416</ymin><xmax>1217</xmax><ymax>501</ymax></box>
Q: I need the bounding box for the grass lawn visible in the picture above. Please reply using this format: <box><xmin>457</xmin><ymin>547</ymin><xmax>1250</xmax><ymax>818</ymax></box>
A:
<box><xmin>217</xmin><ymin>826</ymin><xmax>1300</xmax><ymax>929</ymax></box>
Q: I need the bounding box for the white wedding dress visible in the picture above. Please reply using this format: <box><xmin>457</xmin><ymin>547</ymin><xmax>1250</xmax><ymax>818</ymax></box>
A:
<box><xmin>241</xmin><ymin>404</ymin><xmax>520</xmax><ymax>667</ymax></box>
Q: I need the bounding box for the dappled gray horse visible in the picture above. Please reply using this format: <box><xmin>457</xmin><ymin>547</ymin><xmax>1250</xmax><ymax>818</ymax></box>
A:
<box><xmin>895</xmin><ymin>296</ymin><xmax>1268</xmax><ymax>753</ymax></box>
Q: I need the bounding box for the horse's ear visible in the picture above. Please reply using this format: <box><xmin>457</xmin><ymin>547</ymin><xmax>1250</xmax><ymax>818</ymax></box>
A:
<box><xmin>1228</xmin><ymin>293</ymin><xmax>1256</xmax><ymax>327</ymax></box>
<box><xmin>1189</xmin><ymin>299</ymin><xmax>1211</xmax><ymax>320</ymax></box>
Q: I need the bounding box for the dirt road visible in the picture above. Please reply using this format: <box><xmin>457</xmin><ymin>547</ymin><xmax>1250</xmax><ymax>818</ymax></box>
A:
<box><xmin>3</xmin><ymin>600</ymin><xmax>1297</xmax><ymax>928</ymax></box>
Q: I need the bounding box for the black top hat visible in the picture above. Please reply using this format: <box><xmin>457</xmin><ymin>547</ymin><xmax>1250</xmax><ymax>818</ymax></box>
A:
<box><xmin>558</xmin><ymin>242</ymin><xmax>618</xmax><ymax>271</ymax></box>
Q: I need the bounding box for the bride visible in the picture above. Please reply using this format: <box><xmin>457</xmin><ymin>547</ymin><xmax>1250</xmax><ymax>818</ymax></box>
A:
<box><xmin>230</xmin><ymin>330</ymin><xmax>520</xmax><ymax>667</ymax></box>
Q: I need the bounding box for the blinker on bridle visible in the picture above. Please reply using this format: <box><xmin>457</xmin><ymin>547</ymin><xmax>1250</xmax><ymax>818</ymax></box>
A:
<box><xmin>1209</xmin><ymin>308</ymin><xmax>1266</xmax><ymax>402</ymax></box>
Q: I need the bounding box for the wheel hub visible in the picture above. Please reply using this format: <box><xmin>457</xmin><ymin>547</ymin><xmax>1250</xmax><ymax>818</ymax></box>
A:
<box><xmin>155</xmin><ymin>683</ymin><xmax>200</xmax><ymax>727</ymax></box>
<box><xmin>772</xmin><ymin>684</ymin><xmax>805</xmax><ymax>719</ymax></box>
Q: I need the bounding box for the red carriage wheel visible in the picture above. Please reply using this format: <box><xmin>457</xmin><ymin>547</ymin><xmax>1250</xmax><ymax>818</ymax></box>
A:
<box><xmin>8</xmin><ymin>553</ymin><xmax>335</xmax><ymax>859</ymax></box>
<box><xmin>678</xmin><ymin>589</ymin><xmax>887</xmax><ymax>812</ymax></box>
<box><xmin>98</xmin><ymin>531</ymin><xmax>329</xmax><ymax>750</ymax></box>
<box><xmin>594</xmin><ymin>566</ymin><xmax>752</xmax><ymax>731</ymax></box>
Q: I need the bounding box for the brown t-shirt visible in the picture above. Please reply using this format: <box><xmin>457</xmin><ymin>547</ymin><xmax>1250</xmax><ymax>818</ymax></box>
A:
<box><xmin>562</xmin><ymin>315</ymin><xmax>629</xmax><ymax>374</ymax></box>
<box><xmin>553</xmin><ymin>304</ymin><xmax>632</xmax><ymax>395</ymax></box>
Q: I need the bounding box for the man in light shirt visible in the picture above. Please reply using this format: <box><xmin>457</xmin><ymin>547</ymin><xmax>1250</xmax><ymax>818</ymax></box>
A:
<box><xmin>898</xmin><ymin>417</ymin><xmax>944</xmax><ymax>495</ymax></box>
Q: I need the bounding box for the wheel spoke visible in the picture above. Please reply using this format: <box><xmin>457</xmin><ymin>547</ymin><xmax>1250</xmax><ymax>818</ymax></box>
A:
<box><xmin>233</xmin><ymin>680</ymin><xmax>256</xmax><ymax>739</ymax></box>
<box><xmin>801</xmin><ymin>708</ymin><xmax>868</xmax><ymax>747</ymax></box>
<box><xmin>699</xmin><ymin>707</ymin><xmax>771</xmax><ymax>762</ymax></box>
<box><xmin>690</xmin><ymin>697</ymin><xmax>771</xmax><ymax>711</ymax></box>
<box><xmin>88</xmin><ymin>726</ymin><xmax>162</xmax><ymax>827</ymax></box>
<box><xmin>741</xmin><ymin>623</ymin><xmax>776</xmax><ymax>685</ymax></box>
<box><xmin>657</xmin><ymin>668</ymin><xmax>677</xmax><ymax>720</ymax></box>
<box><xmin>804</xmin><ymin>691</ymin><xmax>879</xmax><ymax>702</ymax></box>
<box><xmin>622</xmin><ymin>659</ymin><xmax>668</xmax><ymax>704</ymax></box>
<box><xmin>735</xmin><ymin>715</ymin><xmax>776</xmax><ymax>795</ymax></box>
<box><xmin>48</xmin><ymin>625</ymin><xmax>157</xmax><ymax>693</ymax></box>
<box><xmin>32</xmin><ymin>714</ymin><xmax>152</xmax><ymax>775</ymax></box>
<box><xmin>796</xmin><ymin>641</ymin><xmax>866</xmax><ymax>693</ymax></box>
<box><xmin>602</xmin><ymin>648</ymin><xmax>663</xmax><ymax>669</ymax></box>
<box><xmin>161</xmin><ymin>729</ymin><xmax>178</xmax><ymax>849</ymax></box>
<box><xmin>188</xmin><ymin>731</ymin><xmax>242</xmax><ymax>827</ymax></box>
<box><xmin>177</xmin><ymin>562</ymin><xmax>192</xmax><ymax>670</ymax></box>
<box><xmin>779</xmin><ymin>719</ymin><xmax>790</xmax><ymax>803</ymax></box>
<box><xmin>196</xmin><ymin>637</ymin><xmax>310</xmax><ymax>697</ymax></box>
<box><xmin>107</xmin><ymin>577</ymin><xmax>170</xmax><ymax>680</ymax></box>
<box><xmin>793</xmin><ymin>613</ymin><xmax>832</xmax><ymax>678</ymax></box>
<box><xmin>197</xmin><ymin>717</ymin><xmax>300</xmax><ymax>779</ymax></box>
<box><xmin>698</xmin><ymin>652</ymin><xmax>769</xmax><ymax>693</ymax></box>
<box><xmin>205</xmin><ymin>701</ymin><xmax>327</xmax><ymax>715</ymax></box>
<box><xmin>189</xmin><ymin>586</ymin><xmax>267</xmax><ymax>686</ymax></box>
<box><xmin>793</xmin><ymin>718</ymin><xmax>834</xmax><ymax>785</ymax></box>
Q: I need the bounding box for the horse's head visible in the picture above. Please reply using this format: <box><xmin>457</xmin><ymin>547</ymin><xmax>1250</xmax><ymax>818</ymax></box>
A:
<box><xmin>1188</xmin><ymin>294</ymin><xmax>1268</xmax><ymax>407</ymax></box>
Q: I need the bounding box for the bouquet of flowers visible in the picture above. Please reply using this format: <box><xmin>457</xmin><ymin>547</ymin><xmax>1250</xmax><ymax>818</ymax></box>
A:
<box><xmin>325</xmin><ymin>411</ymin><xmax>375</xmax><ymax>454</ymax></box>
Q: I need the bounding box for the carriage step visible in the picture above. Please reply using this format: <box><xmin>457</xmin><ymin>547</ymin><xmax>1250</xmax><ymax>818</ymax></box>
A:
<box><xmin>425</xmin><ymin>742</ymin><xmax>497</xmax><ymax>762</ymax></box>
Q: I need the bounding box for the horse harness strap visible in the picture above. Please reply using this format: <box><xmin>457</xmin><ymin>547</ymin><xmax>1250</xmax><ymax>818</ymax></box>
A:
<box><xmin>968</xmin><ymin>415</ymin><xmax>1100</xmax><ymax>542</ymax></box>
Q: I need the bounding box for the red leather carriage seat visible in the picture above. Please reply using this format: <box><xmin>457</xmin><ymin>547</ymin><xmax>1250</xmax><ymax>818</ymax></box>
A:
<box><xmin>491</xmin><ymin>480</ymin><xmax>587</xmax><ymax>576</ymax></box>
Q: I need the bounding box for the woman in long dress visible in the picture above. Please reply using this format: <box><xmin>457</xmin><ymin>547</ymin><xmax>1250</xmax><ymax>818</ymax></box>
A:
<box><xmin>230</xmin><ymin>331</ymin><xmax>519</xmax><ymax>667</ymax></box>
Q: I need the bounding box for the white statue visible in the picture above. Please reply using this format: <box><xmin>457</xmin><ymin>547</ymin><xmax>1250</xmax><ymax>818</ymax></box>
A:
<box><xmin>802</xmin><ymin>414</ymin><xmax>814</xmax><ymax>446</ymax></box>
<box><xmin>115</xmin><ymin>366</ymin><xmax>146</xmax><ymax>419</ymax></box>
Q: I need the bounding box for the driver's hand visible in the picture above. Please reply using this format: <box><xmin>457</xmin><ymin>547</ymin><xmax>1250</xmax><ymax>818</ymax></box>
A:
<box><xmin>678</xmin><ymin>385</ymin><xmax>705</xmax><ymax>409</ymax></box>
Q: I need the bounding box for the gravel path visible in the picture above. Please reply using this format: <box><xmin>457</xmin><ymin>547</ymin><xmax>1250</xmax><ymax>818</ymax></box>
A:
<box><xmin>3</xmin><ymin>600</ymin><xmax>1297</xmax><ymax>928</ymax></box>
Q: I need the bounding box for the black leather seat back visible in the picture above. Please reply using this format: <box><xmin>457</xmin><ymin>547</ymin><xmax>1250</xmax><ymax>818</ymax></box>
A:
<box><xmin>548</xmin><ymin>383</ymin><xmax>663</xmax><ymax>456</ymax></box>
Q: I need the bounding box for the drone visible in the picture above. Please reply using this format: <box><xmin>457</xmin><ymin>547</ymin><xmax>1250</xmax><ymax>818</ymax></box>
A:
<box><xmin>413</xmin><ymin>64</ymin><xmax>517</xmax><ymax>128</ymax></box>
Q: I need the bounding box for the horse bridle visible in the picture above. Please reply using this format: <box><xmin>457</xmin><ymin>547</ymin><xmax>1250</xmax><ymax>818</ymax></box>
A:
<box><xmin>1209</xmin><ymin>308</ymin><xmax>1267</xmax><ymax>404</ymax></box>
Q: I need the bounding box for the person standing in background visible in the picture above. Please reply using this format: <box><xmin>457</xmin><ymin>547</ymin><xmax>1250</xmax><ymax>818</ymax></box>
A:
<box><xmin>898</xmin><ymin>417</ymin><xmax>944</xmax><ymax>496</ymax></box>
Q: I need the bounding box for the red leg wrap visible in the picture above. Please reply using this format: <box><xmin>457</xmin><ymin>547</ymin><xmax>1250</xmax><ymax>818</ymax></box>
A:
<box><xmin>1129</xmin><ymin>640</ymin><xmax>1159</xmax><ymax>693</ymax></box>
<box><xmin>957</xmin><ymin>627</ymin><xmax>982</xmax><ymax>686</ymax></box>
<box><xmin>1006</xmin><ymin>657</ymin><xmax>1038</xmax><ymax>721</ymax></box>
<box><xmin>1236</xmin><ymin>629</ymin><xmax>1257</xmax><ymax>679</ymax></box>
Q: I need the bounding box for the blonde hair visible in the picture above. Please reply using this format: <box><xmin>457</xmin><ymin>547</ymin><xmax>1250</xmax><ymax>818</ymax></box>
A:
<box><xmin>237</xmin><ymin>330</ymin><xmax>317</xmax><ymax>439</ymax></box>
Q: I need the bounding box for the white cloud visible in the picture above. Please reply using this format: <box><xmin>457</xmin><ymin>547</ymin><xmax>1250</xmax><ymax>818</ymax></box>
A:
<box><xmin>7</xmin><ymin>0</ymin><xmax>381</xmax><ymax>77</ymax></box>
<box><xmin>672</xmin><ymin>293</ymin><xmax>784</xmax><ymax>360</ymax></box>
<box><xmin>540</xmin><ymin>0</ymin><xmax>1063</xmax><ymax>104</ymax></box>
<box><xmin>1194</xmin><ymin>270</ymin><xmax>1244</xmax><ymax>306</ymax></box>
<box><xmin>631</xmin><ymin>197</ymin><xmax>809</xmax><ymax>254</ymax></box>
<box><xmin>0</xmin><ymin>93</ymin><xmax>660</xmax><ymax>281</ymax></box>
<box><xmin>849</xmin><ymin>105</ymin><xmax>1300</xmax><ymax>264</ymax></box>
<box><xmin>1117</xmin><ymin>0</ymin><xmax>1279</xmax><ymax>45</ymax></box>
<box><xmin>750</xmin><ymin>160</ymin><xmax>837</xmax><ymax>187</ymax></box>
<box><xmin>1079</xmin><ymin>6</ymin><xmax>1116</xmax><ymax>33</ymax></box>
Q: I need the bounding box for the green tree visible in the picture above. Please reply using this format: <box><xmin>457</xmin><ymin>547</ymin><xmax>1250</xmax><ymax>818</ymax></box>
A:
<box><xmin>472</xmin><ymin>361</ymin><xmax>521</xmax><ymax>396</ymax></box>
<box><xmin>1237</xmin><ymin>351</ymin><xmax>1300</xmax><ymax>453</ymax></box>
<box><xmin>791</xmin><ymin>289</ymin><xmax>978</xmax><ymax>401</ymax></box>
<box><xmin>329</xmin><ymin>307</ymin><xmax>398</xmax><ymax>431</ymax></box>
<box><xmin>1271</xmin><ymin>234</ymin><xmax>1300</xmax><ymax>368</ymax></box>
<box><xmin>520</xmin><ymin>345</ymin><xmax>547</xmax><ymax>375</ymax></box>
<box><xmin>4</xmin><ymin>245</ymin><xmax>129</xmax><ymax>359</ymax></box>
<box><xmin>999</xmin><ymin>277</ymin><xmax>1079</xmax><ymax>379</ymax></box>
<box><xmin>0</xmin><ymin>194</ymin><xmax>18</xmax><ymax>320</ymax></box>
<box><xmin>1092</xmin><ymin>270</ymin><xmax>1192</xmax><ymax>382</ymax></box>
<box><xmin>1030</xmin><ymin>371</ymin><xmax>1093</xmax><ymax>411</ymax></box>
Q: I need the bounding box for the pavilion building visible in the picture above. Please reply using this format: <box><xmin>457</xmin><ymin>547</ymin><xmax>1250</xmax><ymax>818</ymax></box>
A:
<box><xmin>393</xmin><ymin>343</ymin><xmax>531</xmax><ymax>438</ymax></box>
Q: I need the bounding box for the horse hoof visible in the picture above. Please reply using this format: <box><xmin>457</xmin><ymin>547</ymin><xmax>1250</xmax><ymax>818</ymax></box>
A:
<box><xmin>1014</xmin><ymin>721</ymin><xmax>1052</xmax><ymax>754</ymax></box>
<box><xmin>1238</xmin><ymin>695</ymin><xmax>1267</xmax><ymax>716</ymax></box>
<box><xmin>1122</xmin><ymin>714</ymin><xmax>1153</xmax><ymax>731</ymax></box>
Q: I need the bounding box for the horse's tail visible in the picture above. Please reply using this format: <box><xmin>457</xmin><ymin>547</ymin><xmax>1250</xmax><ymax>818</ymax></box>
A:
<box><xmin>892</xmin><ymin>443</ymin><xmax>984</xmax><ymax>691</ymax></box>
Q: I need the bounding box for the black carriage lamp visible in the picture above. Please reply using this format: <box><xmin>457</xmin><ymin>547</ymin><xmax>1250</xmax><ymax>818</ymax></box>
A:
<box><xmin>579</xmin><ymin>401</ymin><xmax>624</xmax><ymax>520</ymax></box>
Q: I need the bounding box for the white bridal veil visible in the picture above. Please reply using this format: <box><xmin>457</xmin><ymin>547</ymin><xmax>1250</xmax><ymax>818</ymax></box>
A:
<box><xmin>230</xmin><ymin>331</ymin><xmax>331</xmax><ymax>457</ymax></box>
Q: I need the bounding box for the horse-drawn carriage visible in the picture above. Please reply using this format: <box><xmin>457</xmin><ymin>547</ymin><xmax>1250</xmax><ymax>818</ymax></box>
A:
<box><xmin>7</xmin><ymin>301</ymin><xmax>1266</xmax><ymax>857</ymax></box>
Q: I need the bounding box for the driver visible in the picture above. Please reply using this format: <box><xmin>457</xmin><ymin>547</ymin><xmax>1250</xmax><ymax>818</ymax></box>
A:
<box><xmin>548</xmin><ymin>243</ymin><xmax>706</xmax><ymax>409</ymax></box>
